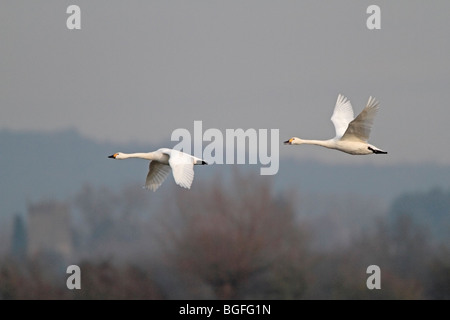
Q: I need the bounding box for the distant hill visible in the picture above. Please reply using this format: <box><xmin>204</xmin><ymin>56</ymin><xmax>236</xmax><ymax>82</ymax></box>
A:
<box><xmin>0</xmin><ymin>129</ymin><xmax>153</xmax><ymax>218</ymax></box>
<box><xmin>275</xmin><ymin>158</ymin><xmax>450</xmax><ymax>203</ymax></box>
<box><xmin>1</xmin><ymin>129</ymin><xmax>450</xmax><ymax>220</ymax></box>
<box><xmin>389</xmin><ymin>187</ymin><xmax>450</xmax><ymax>244</ymax></box>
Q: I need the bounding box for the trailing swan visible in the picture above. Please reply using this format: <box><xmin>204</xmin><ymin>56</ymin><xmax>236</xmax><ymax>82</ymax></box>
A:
<box><xmin>284</xmin><ymin>94</ymin><xmax>387</xmax><ymax>155</ymax></box>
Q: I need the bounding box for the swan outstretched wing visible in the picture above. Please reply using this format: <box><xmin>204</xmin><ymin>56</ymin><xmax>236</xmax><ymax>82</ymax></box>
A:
<box><xmin>145</xmin><ymin>161</ymin><xmax>171</xmax><ymax>191</ymax></box>
<box><xmin>164</xmin><ymin>150</ymin><xmax>195</xmax><ymax>189</ymax></box>
<box><xmin>330</xmin><ymin>94</ymin><xmax>355</xmax><ymax>139</ymax></box>
<box><xmin>341</xmin><ymin>96</ymin><xmax>379</xmax><ymax>142</ymax></box>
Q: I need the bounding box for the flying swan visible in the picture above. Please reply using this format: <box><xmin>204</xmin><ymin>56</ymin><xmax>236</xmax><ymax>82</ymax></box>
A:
<box><xmin>284</xmin><ymin>94</ymin><xmax>387</xmax><ymax>155</ymax></box>
<box><xmin>108</xmin><ymin>148</ymin><xmax>207</xmax><ymax>191</ymax></box>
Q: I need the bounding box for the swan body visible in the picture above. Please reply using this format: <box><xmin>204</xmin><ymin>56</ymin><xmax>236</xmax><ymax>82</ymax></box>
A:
<box><xmin>108</xmin><ymin>148</ymin><xmax>207</xmax><ymax>191</ymax></box>
<box><xmin>284</xmin><ymin>94</ymin><xmax>387</xmax><ymax>155</ymax></box>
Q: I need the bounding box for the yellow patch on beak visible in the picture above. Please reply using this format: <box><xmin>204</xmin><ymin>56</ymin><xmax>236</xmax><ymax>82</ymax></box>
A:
<box><xmin>114</xmin><ymin>153</ymin><xmax>118</xmax><ymax>158</ymax></box>
<box><xmin>289</xmin><ymin>138</ymin><xmax>293</xmax><ymax>143</ymax></box>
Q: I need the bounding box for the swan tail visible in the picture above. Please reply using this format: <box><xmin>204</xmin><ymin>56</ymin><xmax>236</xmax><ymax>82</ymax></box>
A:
<box><xmin>194</xmin><ymin>159</ymin><xmax>208</xmax><ymax>165</ymax></box>
<box><xmin>368</xmin><ymin>146</ymin><xmax>387</xmax><ymax>154</ymax></box>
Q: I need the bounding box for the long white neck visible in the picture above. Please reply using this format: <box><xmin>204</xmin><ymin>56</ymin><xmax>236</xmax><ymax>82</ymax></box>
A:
<box><xmin>296</xmin><ymin>138</ymin><xmax>336</xmax><ymax>149</ymax></box>
<box><xmin>118</xmin><ymin>152</ymin><xmax>157</xmax><ymax>160</ymax></box>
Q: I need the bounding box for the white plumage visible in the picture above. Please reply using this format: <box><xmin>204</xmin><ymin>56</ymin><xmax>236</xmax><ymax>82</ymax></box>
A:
<box><xmin>284</xmin><ymin>94</ymin><xmax>387</xmax><ymax>155</ymax></box>
<box><xmin>108</xmin><ymin>148</ymin><xmax>207</xmax><ymax>191</ymax></box>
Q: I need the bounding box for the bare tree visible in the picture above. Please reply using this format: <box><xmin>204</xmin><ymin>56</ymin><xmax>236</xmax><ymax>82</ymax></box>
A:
<box><xmin>72</xmin><ymin>184</ymin><xmax>152</xmax><ymax>258</ymax></box>
<box><xmin>155</xmin><ymin>171</ymin><xmax>311</xmax><ymax>299</ymax></box>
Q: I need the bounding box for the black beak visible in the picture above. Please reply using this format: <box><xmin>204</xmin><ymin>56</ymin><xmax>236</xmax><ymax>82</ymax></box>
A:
<box><xmin>284</xmin><ymin>140</ymin><xmax>291</xmax><ymax>145</ymax></box>
<box><xmin>108</xmin><ymin>154</ymin><xmax>115</xmax><ymax>159</ymax></box>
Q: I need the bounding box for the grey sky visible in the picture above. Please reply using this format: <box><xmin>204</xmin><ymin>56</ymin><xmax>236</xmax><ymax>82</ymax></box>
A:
<box><xmin>1</xmin><ymin>1</ymin><xmax>450</xmax><ymax>165</ymax></box>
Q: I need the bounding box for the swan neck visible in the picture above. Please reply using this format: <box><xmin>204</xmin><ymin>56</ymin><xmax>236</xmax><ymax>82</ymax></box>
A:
<box><xmin>300</xmin><ymin>139</ymin><xmax>334</xmax><ymax>148</ymax></box>
<box><xmin>121</xmin><ymin>152</ymin><xmax>155</xmax><ymax>160</ymax></box>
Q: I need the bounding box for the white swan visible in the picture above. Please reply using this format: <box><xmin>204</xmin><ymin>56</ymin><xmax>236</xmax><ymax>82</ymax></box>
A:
<box><xmin>108</xmin><ymin>148</ymin><xmax>207</xmax><ymax>191</ymax></box>
<box><xmin>284</xmin><ymin>94</ymin><xmax>387</xmax><ymax>155</ymax></box>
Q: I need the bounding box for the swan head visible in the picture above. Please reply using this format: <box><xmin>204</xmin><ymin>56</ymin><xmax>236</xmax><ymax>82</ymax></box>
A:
<box><xmin>108</xmin><ymin>152</ymin><xmax>125</xmax><ymax>159</ymax></box>
<box><xmin>284</xmin><ymin>137</ymin><xmax>302</xmax><ymax>145</ymax></box>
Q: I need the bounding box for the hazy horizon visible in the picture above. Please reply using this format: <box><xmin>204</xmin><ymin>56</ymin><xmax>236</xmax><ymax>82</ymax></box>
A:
<box><xmin>2</xmin><ymin>1</ymin><xmax>450</xmax><ymax>166</ymax></box>
<box><xmin>1</xmin><ymin>1</ymin><xmax>450</xmax><ymax>300</ymax></box>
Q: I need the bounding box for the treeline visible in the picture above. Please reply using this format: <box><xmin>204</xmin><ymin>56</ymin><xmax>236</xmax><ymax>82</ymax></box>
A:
<box><xmin>0</xmin><ymin>173</ymin><xmax>449</xmax><ymax>299</ymax></box>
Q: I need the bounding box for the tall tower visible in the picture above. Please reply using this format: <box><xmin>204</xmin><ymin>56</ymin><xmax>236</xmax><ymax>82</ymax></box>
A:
<box><xmin>10</xmin><ymin>213</ymin><xmax>27</xmax><ymax>261</ymax></box>
<box><xmin>27</xmin><ymin>200</ymin><xmax>72</xmax><ymax>260</ymax></box>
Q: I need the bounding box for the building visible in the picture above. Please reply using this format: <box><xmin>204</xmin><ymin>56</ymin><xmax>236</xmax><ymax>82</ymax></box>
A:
<box><xmin>27</xmin><ymin>200</ymin><xmax>72</xmax><ymax>260</ymax></box>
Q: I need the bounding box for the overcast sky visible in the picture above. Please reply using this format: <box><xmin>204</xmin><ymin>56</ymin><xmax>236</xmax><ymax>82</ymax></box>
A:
<box><xmin>1</xmin><ymin>1</ymin><xmax>450</xmax><ymax>165</ymax></box>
